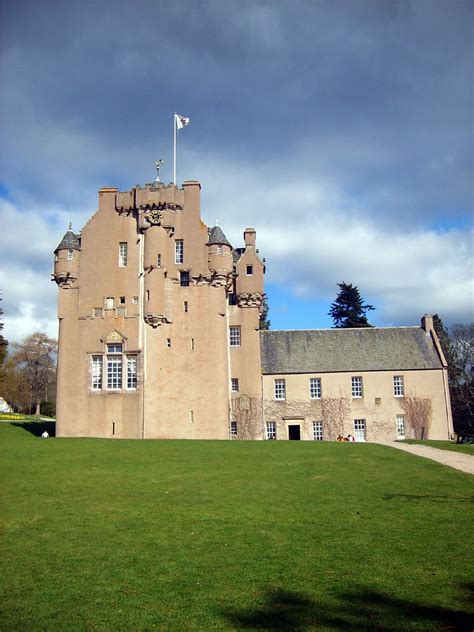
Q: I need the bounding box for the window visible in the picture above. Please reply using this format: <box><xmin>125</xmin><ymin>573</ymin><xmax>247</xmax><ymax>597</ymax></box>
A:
<box><xmin>246</xmin><ymin>265</ymin><xmax>253</xmax><ymax>275</ymax></box>
<box><xmin>184</xmin><ymin>301</ymin><xmax>188</xmax><ymax>313</ymax></box>
<box><xmin>175</xmin><ymin>239</ymin><xmax>184</xmax><ymax>264</ymax></box>
<box><xmin>107</xmin><ymin>355</ymin><xmax>122</xmax><ymax>389</ymax></box>
<box><xmin>393</xmin><ymin>375</ymin><xmax>404</xmax><ymax>397</ymax></box>
<box><xmin>180</xmin><ymin>271</ymin><xmax>190</xmax><ymax>287</ymax></box>
<box><xmin>119</xmin><ymin>242</ymin><xmax>128</xmax><ymax>267</ymax></box>
<box><xmin>146</xmin><ymin>290</ymin><xmax>150</xmax><ymax>301</ymax></box>
<box><xmin>116</xmin><ymin>307</ymin><xmax>125</xmax><ymax>317</ymax></box>
<box><xmin>132</xmin><ymin>296</ymin><xmax>139</xmax><ymax>304</ymax></box>
<box><xmin>351</xmin><ymin>376</ymin><xmax>363</xmax><ymax>398</ymax></box>
<box><xmin>105</xmin><ymin>297</ymin><xmax>114</xmax><ymax>309</ymax></box>
<box><xmin>67</xmin><ymin>249</ymin><xmax>74</xmax><ymax>261</ymax></box>
<box><xmin>190</xmin><ymin>410</ymin><xmax>194</xmax><ymax>423</ymax></box>
<box><xmin>231</xmin><ymin>378</ymin><xmax>239</xmax><ymax>392</ymax></box>
<box><xmin>266</xmin><ymin>421</ymin><xmax>277</xmax><ymax>440</ymax></box>
<box><xmin>191</xmin><ymin>338</ymin><xmax>195</xmax><ymax>350</ymax></box>
<box><xmin>120</xmin><ymin>296</ymin><xmax>125</xmax><ymax>304</ymax></box>
<box><xmin>230</xmin><ymin>421</ymin><xmax>238</xmax><ymax>437</ymax></box>
<box><xmin>91</xmin><ymin>356</ymin><xmax>102</xmax><ymax>390</ymax></box>
<box><xmin>216</xmin><ymin>246</ymin><xmax>223</xmax><ymax>255</ymax></box>
<box><xmin>126</xmin><ymin>355</ymin><xmax>137</xmax><ymax>389</ymax></box>
<box><xmin>228</xmin><ymin>293</ymin><xmax>237</xmax><ymax>306</ymax></box>
<box><xmin>107</xmin><ymin>343</ymin><xmax>122</xmax><ymax>353</ymax></box>
<box><xmin>274</xmin><ymin>379</ymin><xmax>286</xmax><ymax>400</ymax></box>
<box><xmin>94</xmin><ymin>308</ymin><xmax>103</xmax><ymax>318</ymax></box>
<box><xmin>354</xmin><ymin>419</ymin><xmax>366</xmax><ymax>441</ymax></box>
<box><xmin>396</xmin><ymin>415</ymin><xmax>406</xmax><ymax>439</ymax></box>
<box><xmin>157</xmin><ymin>254</ymin><xmax>161</xmax><ymax>267</ymax></box>
<box><xmin>312</xmin><ymin>421</ymin><xmax>323</xmax><ymax>441</ymax></box>
<box><xmin>310</xmin><ymin>377</ymin><xmax>321</xmax><ymax>399</ymax></box>
<box><xmin>229</xmin><ymin>326</ymin><xmax>241</xmax><ymax>347</ymax></box>
<box><xmin>166</xmin><ymin>338</ymin><xmax>171</xmax><ymax>348</ymax></box>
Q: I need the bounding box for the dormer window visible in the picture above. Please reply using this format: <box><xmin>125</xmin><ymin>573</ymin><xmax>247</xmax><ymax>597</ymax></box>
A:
<box><xmin>67</xmin><ymin>250</ymin><xmax>74</xmax><ymax>261</ymax></box>
<box><xmin>246</xmin><ymin>265</ymin><xmax>253</xmax><ymax>275</ymax></box>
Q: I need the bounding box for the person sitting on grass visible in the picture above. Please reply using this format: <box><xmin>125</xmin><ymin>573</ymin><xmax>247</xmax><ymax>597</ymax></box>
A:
<box><xmin>41</xmin><ymin>431</ymin><xmax>49</xmax><ymax>439</ymax></box>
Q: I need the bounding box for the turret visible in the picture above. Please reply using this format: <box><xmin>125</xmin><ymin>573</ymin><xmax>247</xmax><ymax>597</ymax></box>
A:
<box><xmin>52</xmin><ymin>224</ymin><xmax>81</xmax><ymax>287</ymax></box>
<box><xmin>207</xmin><ymin>225</ymin><xmax>233</xmax><ymax>286</ymax></box>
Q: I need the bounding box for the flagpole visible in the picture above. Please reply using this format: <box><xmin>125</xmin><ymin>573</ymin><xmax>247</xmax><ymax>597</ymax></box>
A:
<box><xmin>173</xmin><ymin>113</ymin><xmax>177</xmax><ymax>186</ymax></box>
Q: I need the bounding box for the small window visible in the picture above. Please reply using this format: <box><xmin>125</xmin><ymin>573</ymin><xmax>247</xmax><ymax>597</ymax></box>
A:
<box><xmin>126</xmin><ymin>355</ymin><xmax>137</xmax><ymax>389</ymax></box>
<box><xmin>228</xmin><ymin>293</ymin><xmax>237</xmax><ymax>306</ymax></box>
<box><xmin>230</xmin><ymin>421</ymin><xmax>238</xmax><ymax>437</ymax></box>
<box><xmin>67</xmin><ymin>249</ymin><xmax>74</xmax><ymax>261</ymax></box>
<box><xmin>120</xmin><ymin>296</ymin><xmax>126</xmax><ymax>304</ymax></box>
<box><xmin>175</xmin><ymin>239</ymin><xmax>184</xmax><ymax>264</ymax></box>
<box><xmin>91</xmin><ymin>356</ymin><xmax>102</xmax><ymax>390</ymax></box>
<box><xmin>274</xmin><ymin>379</ymin><xmax>286</xmax><ymax>400</ymax></box>
<box><xmin>184</xmin><ymin>301</ymin><xmax>189</xmax><ymax>313</ymax></box>
<box><xmin>352</xmin><ymin>376</ymin><xmax>363</xmax><ymax>398</ymax></box>
<box><xmin>310</xmin><ymin>377</ymin><xmax>321</xmax><ymax>399</ymax></box>
<box><xmin>190</xmin><ymin>410</ymin><xmax>194</xmax><ymax>423</ymax></box>
<box><xmin>94</xmin><ymin>308</ymin><xmax>103</xmax><ymax>318</ymax></box>
<box><xmin>393</xmin><ymin>376</ymin><xmax>404</xmax><ymax>397</ymax></box>
<box><xmin>312</xmin><ymin>421</ymin><xmax>323</xmax><ymax>441</ymax></box>
<box><xmin>107</xmin><ymin>343</ymin><xmax>123</xmax><ymax>353</ymax></box>
<box><xmin>266</xmin><ymin>421</ymin><xmax>276</xmax><ymax>440</ymax></box>
<box><xmin>146</xmin><ymin>290</ymin><xmax>150</xmax><ymax>301</ymax></box>
<box><xmin>166</xmin><ymin>338</ymin><xmax>171</xmax><ymax>348</ymax></box>
<box><xmin>229</xmin><ymin>326</ymin><xmax>241</xmax><ymax>347</ymax></box>
<box><xmin>119</xmin><ymin>242</ymin><xmax>128</xmax><ymax>267</ymax></box>
<box><xmin>132</xmin><ymin>296</ymin><xmax>139</xmax><ymax>304</ymax></box>
<box><xmin>191</xmin><ymin>338</ymin><xmax>195</xmax><ymax>350</ymax></box>
<box><xmin>180</xmin><ymin>271</ymin><xmax>190</xmax><ymax>287</ymax></box>
<box><xmin>157</xmin><ymin>254</ymin><xmax>161</xmax><ymax>267</ymax></box>
<box><xmin>216</xmin><ymin>245</ymin><xmax>223</xmax><ymax>255</ymax></box>
<box><xmin>105</xmin><ymin>297</ymin><xmax>114</xmax><ymax>310</ymax></box>
<box><xmin>246</xmin><ymin>265</ymin><xmax>253</xmax><ymax>275</ymax></box>
<box><xmin>231</xmin><ymin>378</ymin><xmax>239</xmax><ymax>392</ymax></box>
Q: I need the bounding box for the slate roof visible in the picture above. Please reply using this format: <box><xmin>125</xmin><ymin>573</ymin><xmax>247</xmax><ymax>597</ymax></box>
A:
<box><xmin>206</xmin><ymin>226</ymin><xmax>232</xmax><ymax>248</ymax></box>
<box><xmin>260</xmin><ymin>327</ymin><xmax>443</xmax><ymax>374</ymax></box>
<box><xmin>54</xmin><ymin>229</ymin><xmax>81</xmax><ymax>254</ymax></box>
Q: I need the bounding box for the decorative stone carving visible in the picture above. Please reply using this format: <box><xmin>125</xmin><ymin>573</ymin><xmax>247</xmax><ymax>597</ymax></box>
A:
<box><xmin>237</xmin><ymin>292</ymin><xmax>265</xmax><ymax>308</ymax></box>
<box><xmin>144</xmin><ymin>313</ymin><xmax>169</xmax><ymax>328</ymax></box>
<box><xmin>51</xmin><ymin>272</ymin><xmax>78</xmax><ymax>288</ymax></box>
<box><xmin>105</xmin><ymin>330</ymin><xmax>123</xmax><ymax>342</ymax></box>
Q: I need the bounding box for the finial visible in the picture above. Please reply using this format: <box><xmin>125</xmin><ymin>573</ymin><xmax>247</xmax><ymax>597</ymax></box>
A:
<box><xmin>155</xmin><ymin>159</ymin><xmax>164</xmax><ymax>183</ymax></box>
<box><xmin>68</xmin><ymin>222</ymin><xmax>72</xmax><ymax>231</ymax></box>
<box><xmin>215</xmin><ymin>218</ymin><xmax>219</xmax><ymax>226</ymax></box>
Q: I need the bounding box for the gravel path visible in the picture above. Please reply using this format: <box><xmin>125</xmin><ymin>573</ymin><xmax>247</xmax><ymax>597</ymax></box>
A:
<box><xmin>378</xmin><ymin>442</ymin><xmax>474</xmax><ymax>475</ymax></box>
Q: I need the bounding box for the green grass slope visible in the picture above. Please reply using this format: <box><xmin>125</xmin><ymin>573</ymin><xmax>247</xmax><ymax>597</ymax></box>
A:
<box><xmin>1</xmin><ymin>422</ymin><xmax>473</xmax><ymax>631</ymax></box>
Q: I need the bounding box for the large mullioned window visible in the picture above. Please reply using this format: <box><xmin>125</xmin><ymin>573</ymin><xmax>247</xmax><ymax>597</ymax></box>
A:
<box><xmin>310</xmin><ymin>377</ymin><xmax>321</xmax><ymax>399</ymax></box>
<box><xmin>91</xmin><ymin>343</ymin><xmax>138</xmax><ymax>392</ymax></box>
<box><xmin>351</xmin><ymin>376</ymin><xmax>363</xmax><ymax>398</ymax></box>
<box><xmin>393</xmin><ymin>375</ymin><xmax>404</xmax><ymax>397</ymax></box>
<box><xmin>274</xmin><ymin>379</ymin><xmax>286</xmax><ymax>400</ymax></box>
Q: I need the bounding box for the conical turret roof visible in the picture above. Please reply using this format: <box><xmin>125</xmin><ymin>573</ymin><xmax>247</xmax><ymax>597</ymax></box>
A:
<box><xmin>54</xmin><ymin>226</ymin><xmax>81</xmax><ymax>254</ymax></box>
<box><xmin>206</xmin><ymin>226</ymin><xmax>232</xmax><ymax>248</ymax></box>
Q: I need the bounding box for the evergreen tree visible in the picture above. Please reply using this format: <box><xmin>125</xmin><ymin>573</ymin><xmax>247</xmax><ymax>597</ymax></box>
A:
<box><xmin>0</xmin><ymin>292</ymin><xmax>7</xmax><ymax>367</ymax></box>
<box><xmin>329</xmin><ymin>282</ymin><xmax>375</xmax><ymax>328</ymax></box>
<box><xmin>259</xmin><ymin>297</ymin><xmax>271</xmax><ymax>330</ymax></box>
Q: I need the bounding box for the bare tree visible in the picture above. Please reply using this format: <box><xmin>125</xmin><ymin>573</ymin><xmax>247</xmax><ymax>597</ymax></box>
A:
<box><xmin>400</xmin><ymin>394</ymin><xmax>433</xmax><ymax>439</ymax></box>
<box><xmin>12</xmin><ymin>332</ymin><xmax>57</xmax><ymax>416</ymax></box>
<box><xmin>231</xmin><ymin>395</ymin><xmax>263</xmax><ymax>439</ymax></box>
<box><xmin>320</xmin><ymin>396</ymin><xmax>351</xmax><ymax>440</ymax></box>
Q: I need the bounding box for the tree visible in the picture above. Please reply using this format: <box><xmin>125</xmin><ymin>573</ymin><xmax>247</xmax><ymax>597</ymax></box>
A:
<box><xmin>433</xmin><ymin>315</ymin><xmax>473</xmax><ymax>434</ymax></box>
<box><xmin>259</xmin><ymin>297</ymin><xmax>271</xmax><ymax>330</ymax></box>
<box><xmin>329</xmin><ymin>282</ymin><xmax>375</xmax><ymax>328</ymax></box>
<box><xmin>12</xmin><ymin>332</ymin><xmax>57</xmax><ymax>416</ymax></box>
<box><xmin>0</xmin><ymin>292</ymin><xmax>7</xmax><ymax>368</ymax></box>
<box><xmin>400</xmin><ymin>394</ymin><xmax>433</xmax><ymax>439</ymax></box>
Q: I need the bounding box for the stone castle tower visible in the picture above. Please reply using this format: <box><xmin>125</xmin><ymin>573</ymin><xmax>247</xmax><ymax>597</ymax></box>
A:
<box><xmin>53</xmin><ymin>179</ymin><xmax>265</xmax><ymax>439</ymax></box>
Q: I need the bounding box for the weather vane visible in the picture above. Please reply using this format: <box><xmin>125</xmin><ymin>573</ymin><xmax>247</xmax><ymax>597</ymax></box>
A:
<box><xmin>155</xmin><ymin>159</ymin><xmax>164</xmax><ymax>183</ymax></box>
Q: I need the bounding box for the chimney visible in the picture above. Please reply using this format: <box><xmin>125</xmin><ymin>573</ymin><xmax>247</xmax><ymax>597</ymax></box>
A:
<box><xmin>244</xmin><ymin>227</ymin><xmax>256</xmax><ymax>248</ymax></box>
<box><xmin>421</xmin><ymin>314</ymin><xmax>434</xmax><ymax>332</ymax></box>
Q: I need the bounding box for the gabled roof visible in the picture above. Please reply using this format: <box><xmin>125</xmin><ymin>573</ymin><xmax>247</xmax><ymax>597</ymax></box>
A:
<box><xmin>54</xmin><ymin>229</ymin><xmax>81</xmax><ymax>254</ymax></box>
<box><xmin>260</xmin><ymin>327</ymin><xmax>443</xmax><ymax>374</ymax></box>
<box><xmin>206</xmin><ymin>226</ymin><xmax>232</xmax><ymax>248</ymax></box>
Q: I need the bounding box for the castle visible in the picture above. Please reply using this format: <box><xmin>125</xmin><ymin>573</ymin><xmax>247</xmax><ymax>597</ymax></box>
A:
<box><xmin>53</xmin><ymin>178</ymin><xmax>453</xmax><ymax>441</ymax></box>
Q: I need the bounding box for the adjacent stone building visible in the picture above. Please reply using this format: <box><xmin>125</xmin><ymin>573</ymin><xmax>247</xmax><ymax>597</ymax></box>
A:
<box><xmin>53</xmin><ymin>178</ymin><xmax>453</xmax><ymax>441</ymax></box>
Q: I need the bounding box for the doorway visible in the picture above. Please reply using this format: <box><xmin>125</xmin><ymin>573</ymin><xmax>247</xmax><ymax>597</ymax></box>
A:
<box><xmin>288</xmin><ymin>424</ymin><xmax>301</xmax><ymax>440</ymax></box>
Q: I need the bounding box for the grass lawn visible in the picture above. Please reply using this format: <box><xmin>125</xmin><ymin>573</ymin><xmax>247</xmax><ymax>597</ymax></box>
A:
<box><xmin>1</xmin><ymin>421</ymin><xmax>473</xmax><ymax>631</ymax></box>
<box><xmin>402</xmin><ymin>439</ymin><xmax>474</xmax><ymax>455</ymax></box>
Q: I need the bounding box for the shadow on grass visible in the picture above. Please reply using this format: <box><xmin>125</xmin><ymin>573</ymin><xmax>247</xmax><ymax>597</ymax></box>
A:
<box><xmin>383</xmin><ymin>493</ymin><xmax>474</xmax><ymax>503</ymax></box>
<box><xmin>10</xmin><ymin>420</ymin><xmax>56</xmax><ymax>437</ymax></box>
<box><xmin>219</xmin><ymin>585</ymin><xmax>473</xmax><ymax>631</ymax></box>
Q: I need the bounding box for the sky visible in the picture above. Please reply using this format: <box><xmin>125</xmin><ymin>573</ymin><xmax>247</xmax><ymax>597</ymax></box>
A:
<box><xmin>0</xmin><ymin>0</ymin><xmax>472</xmax><ymax>344</ymax></box>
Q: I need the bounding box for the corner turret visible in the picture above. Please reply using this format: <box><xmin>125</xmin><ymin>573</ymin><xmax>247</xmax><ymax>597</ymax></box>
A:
<box><xmin>207</xmin><ymin>225</ymin><xmax>233</xmax><ymax>285</ymax></box>
<box><xmin>52</xmin><ymin>224</ymin><xmax>81</xmax><ymax>287</ymax></box>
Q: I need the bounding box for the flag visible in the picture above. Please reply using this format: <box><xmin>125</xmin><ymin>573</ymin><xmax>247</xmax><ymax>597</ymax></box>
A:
<box><xmin>175</xmin><ymin>113</ymin><xmax>190</xmax><ymax>130</ymax></box>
